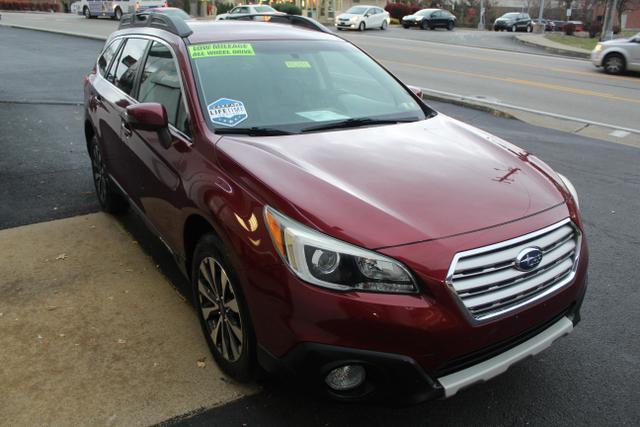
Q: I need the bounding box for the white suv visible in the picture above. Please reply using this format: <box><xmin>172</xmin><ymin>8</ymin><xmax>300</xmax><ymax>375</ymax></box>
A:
<box><xmin>591</xmin><ymin>32</ymin><xmax>640</xmax><ymax>75</ymax></box>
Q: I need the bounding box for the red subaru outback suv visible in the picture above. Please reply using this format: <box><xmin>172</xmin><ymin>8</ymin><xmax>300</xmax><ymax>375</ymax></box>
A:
<box><xmin>83</xmin><ymin>12</ymin><xmax>588</xmax><ymax>402</ymax></box>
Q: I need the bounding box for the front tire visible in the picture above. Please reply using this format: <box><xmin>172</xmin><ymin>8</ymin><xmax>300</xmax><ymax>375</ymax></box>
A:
<box><xmin>447</xmin><ymin>21</ymin><xmax>454</xmax><ymax>31</ymax></box>
<box><xmin>114</xmin><ymin>7</ymin><xmax>122</xmax><ymax>20</ymax></box>
<box><xmin>89</xmin><ymin>136</ymin><xmax>127</xmax><ymax>214</ymax></box>
<box><xmin>603</xmin><ymin>53</ymin><xmax>625</xmax><ymax>75</ymax></box>
<box><xmin>192</xmin><ymin>233</ymin><xmax>256</xmax><ymax>382</ymax></box>
<box><xmin>381</xmin><ymin>20</ymin><xmax>388</xmax><ymax>30</ymax></box>
<box><xmin>358</xmin><ymin>21</ymin><xmax>365</xmax><ymax>31</ymax></box>
<box><xmin>83</xmin><ymin>7</ymin><xmax>92</xmax><ymax>19</ymax></box>
<box><xmin>420</xmin><ymin>20</ymin><xmax>428</xmax><ymax>30</ymax></box>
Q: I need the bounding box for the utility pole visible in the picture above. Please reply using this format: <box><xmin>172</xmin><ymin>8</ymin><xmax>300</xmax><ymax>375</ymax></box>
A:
<box><xmin>601</xmin><ymin>0</ymin><xmax>619</xmax><ymax>41</ymax></box>
<box><xmin>478</xmin><ymin>0</ymin><xmax>484</xmax><ymax>30</ymax></box>
<box><xmin>535</xmin><ymin>0</ymin><xmax>546</xmax><ymax>33</ymax></box>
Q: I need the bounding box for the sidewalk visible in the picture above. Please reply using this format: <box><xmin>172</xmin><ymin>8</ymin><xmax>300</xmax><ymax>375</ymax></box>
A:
<box><xmin>515</xmin><ymin>33</ymin><xmax>591</xmax><ymax>58</ymax></box>
<box><xmin>0</xmin><ymin>11</ymin><xmax>116</xmax><ymax>40</ymax></box>
<box><xmin>0</xmin><ymin>213</ymin><xmax>256</xmax><ymax>425</ymax></box>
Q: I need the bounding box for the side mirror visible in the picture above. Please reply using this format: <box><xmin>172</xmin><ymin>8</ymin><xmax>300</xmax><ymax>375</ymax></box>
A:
<box><xmin>126</xmin><ymin>103</ymin><xmax>173</xmax><ymax>149</ymax></box>
<box><xmin>365</xmin><ymin>13</ymin><xmax>370</xmax><ymax>17</ymax></box>
<box><xmin>407</xmin><ymin>85</ymin><xmax>423</xmax><ymax>98</ymax></box>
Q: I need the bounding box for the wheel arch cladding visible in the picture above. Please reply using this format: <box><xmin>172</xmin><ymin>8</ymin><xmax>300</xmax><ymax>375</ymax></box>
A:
<box><xmin>183</xmin><ymin>214</ymin><xmax>217</xmax><ymax>279</ymax></box>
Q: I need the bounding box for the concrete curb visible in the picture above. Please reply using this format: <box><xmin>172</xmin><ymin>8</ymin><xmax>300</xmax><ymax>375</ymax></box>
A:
<box><xmin>421</xmin><ymin>92</ymin><xmax>518</xmax><ymax>120</ymax></box>
<box><xmin>0</xmin><ymin>22</ymin><xmax>107</xmax><ymax>40</ymax></box>
<box><xmin>515</xmin><ymin>34</ymin><xmax>590</xmax><ymax>59</ymax></box>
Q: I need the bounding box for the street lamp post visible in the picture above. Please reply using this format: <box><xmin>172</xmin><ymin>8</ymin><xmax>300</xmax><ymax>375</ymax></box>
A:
<box><xmin>535</xmin><ymin>0</ymin><xmax>545</xmax><ymax>33</ymax></box>
<box><xmin>478</xmin><ymin>0</ymin><xmax>484</xmax><ymax>30</ymax></box>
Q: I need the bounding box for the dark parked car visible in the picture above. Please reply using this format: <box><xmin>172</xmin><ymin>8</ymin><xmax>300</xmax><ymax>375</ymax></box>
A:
<box><xmin>493</xmin><ymin>12</ymin><xmax>532</xmax><ymax>32</ymax></box>
<box><xmin>402</xmin><ymin>8</ymin><xmax>456</xmax><ymax>30</ymax></box>
<box><xmin>84</xmin><ymin>11</ymin><xmax>587</xmax><ymax>403</ymax></box>
<box><xmin>533</xmin><ymin>18</ymin><xmax>555</xmax><ymax>31</ymax></box>
<box><xmin>553</xmin><ymin>20</ymin><xmax>566</xmax><ymax>31</ymax></box>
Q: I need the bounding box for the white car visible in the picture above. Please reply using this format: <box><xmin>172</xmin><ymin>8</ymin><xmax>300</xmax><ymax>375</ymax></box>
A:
<box><xmin>77</xmin><ymin>0</ymin><xmax>166</xmax><ymax>20</ymax></box>
<box><xmin>215</xmin><ymin>4</ymin><xmax>282</xmax><ymax>21</ymax></box>
<box><xmin>591</xmin><ymin>32</ymin><xmax>640</xmax><ymax>75</ymax></box>
<box><xmin>335</xmin><ymin>5</ymin><xmax>390</xmax><ymax>31</ymax></box>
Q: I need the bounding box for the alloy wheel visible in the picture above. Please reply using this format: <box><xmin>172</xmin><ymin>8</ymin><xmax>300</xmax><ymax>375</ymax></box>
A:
<box><xmin>197</xmin><ymin>257</ymin><xmax>244</xmax><ymax>362</ymax></box>
<box><xmin>604</xmin><ymin>56</ymin><xmax>624</xmax><ymax>74</ymax></box>
<box><xmin>90</xmin><ymin>143</ymin><xmax>108</xmax><ymax>205</ymax></box>
<box><xmin>84</xmin><ymin>7</ymin><xmax>90</xmax><ymax>18</ymax></box>
<box><xmin>512</xmin><ymin>24</ymin><xmax>517</xmax><ymax>32</ymax></box>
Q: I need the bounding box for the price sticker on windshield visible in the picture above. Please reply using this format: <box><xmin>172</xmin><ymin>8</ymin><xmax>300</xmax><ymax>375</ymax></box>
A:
<box><xmin>189</xmin><ymin>43</ymin><xmax>255</xmax><ymax>59</ymax></box>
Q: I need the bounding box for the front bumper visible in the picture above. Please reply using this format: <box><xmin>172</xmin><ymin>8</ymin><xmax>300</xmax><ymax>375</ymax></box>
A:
<box><xmin>258</xmin><ymin>292</ymin><xmax>585</xmax><ymax>403</ymax></box>
<box><xmin>335</xmin><ymin>21</ymin><xmax>358</xmax><ymax>29</ymax></box>
<box><xmin>591</xmin><ymin>50</ymin><xmax>603</xmax><ymax>67</ymax></box>
<box><xmin>402</xmin><ymin>19</ymin><xmax>422</xmax><ymax>27</ymax></box>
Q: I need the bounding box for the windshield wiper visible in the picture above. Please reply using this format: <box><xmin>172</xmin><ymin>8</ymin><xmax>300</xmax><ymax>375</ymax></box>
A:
<box><xmin>301</xmin><ymin>118</ymin><xmax>417</xmax><ymax>133</ymax></box>
<box><xmin>215</xmin><ymin>127</ymin><xmax>293</xmax><ymax>136</ymax></box>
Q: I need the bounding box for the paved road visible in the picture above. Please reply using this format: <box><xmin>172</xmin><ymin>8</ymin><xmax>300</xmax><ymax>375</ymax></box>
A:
<box><xmin>1</xmin><ymin>27</ymin><xmax>639</xmax><ymax>425</ymax></box>
<box><xmin>342</xmin><ymin>25</ymin><xmax>554</xmax><ymax>55</ymax></box>
<box><xmin>338</xmin><ymin>31</ymin><xmax>640</xmax><ymax>133</ymax></box>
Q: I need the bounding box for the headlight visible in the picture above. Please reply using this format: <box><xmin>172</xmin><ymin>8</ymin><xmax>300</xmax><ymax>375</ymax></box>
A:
<box><xmin>415</xmin><ymin>16</ymin><xmax>423</xmax><ymax>21</ymax></box>
<box><xmin>349</xmin><ymin>16</ymin><xmax>358</xmax><ymax>23</ymax></box>
<box><xmin>594</xmin><ymin>43</ymin><xmax>603</xmax><ymax>52</ymax></box>
<box><xmin>557</xmin><ymin>174</ymin><xmax>580</xmax><ymax>209</ymax></box>
<box><xmin>264</xmin><ymin>207</ymin><xmax>418</xmax><ymax>294</ymax></box>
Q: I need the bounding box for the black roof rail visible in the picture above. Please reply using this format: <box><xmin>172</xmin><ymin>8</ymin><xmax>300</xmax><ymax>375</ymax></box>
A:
<box><xmin>119</xmin><ymin>12</ymin><xmax>193</xmax><ymax>38</ymax></box>
<box><xmin>224</xmin><ymin>14</ymin><xmax>331</xmax><ymax>33</ymax></box>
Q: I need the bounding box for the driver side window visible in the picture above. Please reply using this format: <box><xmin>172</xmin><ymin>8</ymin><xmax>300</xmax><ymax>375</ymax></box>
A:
<box><xmin>138</xmin><ymin>41</ymin><xmax>191</xmax><ymax>137</ymax></box>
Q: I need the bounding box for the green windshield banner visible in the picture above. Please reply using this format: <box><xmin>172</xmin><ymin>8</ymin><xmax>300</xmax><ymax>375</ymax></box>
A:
<box><xmin>188</xmin><ymin>43</ymin><xmax>255</xmax><ymax>59</ymax></box>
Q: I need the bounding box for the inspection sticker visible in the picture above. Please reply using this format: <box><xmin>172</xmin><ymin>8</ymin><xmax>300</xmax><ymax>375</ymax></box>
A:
<box><xmin>189</xmin><ymin>43</ymin><xmax>255</xmax><ymax>59</ymax></box>
<box><xmin>207</xmin><ymin>98</ymin><xmax>248</xmax><ymax>127</ymax></box>
<box><xmin>285</xmin><ymin>60</ymin><xmax>311</xmax><ymax>69</ymax></box>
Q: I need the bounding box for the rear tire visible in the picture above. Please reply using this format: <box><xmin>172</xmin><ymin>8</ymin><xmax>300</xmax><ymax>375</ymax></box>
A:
<box><xmin>114</xmin><ymin>7</ymin><xmax>122</xmax><ymax>20</ymax></box>
<box><xmin>603</xmin><ymin>53</ymin><xmax>625</xmax><ymax>75</ymax></box>
<box><xmin>83</xmin><ymin>7</ymin><xmax>92</xmax><ymax>19</ymax></box>
<box><xmin>192</xmin><ymin>233</ymin><xmax>256</xmax><ymax>382</ymax></box>
<box><xmin>526</xmin><ymin>25</ymin><xmax>532</xmax><ymax>32</ymax></box>
<box><xmin>511</xmin><ymin>24</ymin><xmax>517</xmax><ymax>32</ymax></box>
<box><xmin>358</xmin><ymin>21</ymin><xmax>365</xmax><ymax>31</ymax></box>
<box><xmin>89</xmin><ymin>136</ymin><xmax>127</xmax><ymax>214</ymax></box>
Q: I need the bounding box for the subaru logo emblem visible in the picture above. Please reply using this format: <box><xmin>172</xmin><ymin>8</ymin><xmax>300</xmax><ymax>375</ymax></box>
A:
<box><xmin>515</xmin><ymin>247</ymin><xmax>543</xmax><ymax>271</ymax></box>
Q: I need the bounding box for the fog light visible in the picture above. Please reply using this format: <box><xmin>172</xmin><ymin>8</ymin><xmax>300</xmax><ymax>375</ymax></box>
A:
<box><xmin>325</xmin><ymin>365</ymin><xmax>366</xmax><ymax>391</ymax></box>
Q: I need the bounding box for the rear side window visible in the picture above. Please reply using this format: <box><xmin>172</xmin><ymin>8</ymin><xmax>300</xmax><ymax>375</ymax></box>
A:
<box><xmin>138</xmin><ymin>41</ymin><xmax>190</xmax><ymax>136</ymax></box>
<box><xmin>98</xmin><ymin>39</ymin><xmax>123</xmax><ymax>79</ymax></box>
<box><xmin>112</xmin><ymin>38</ymin><xmax>149</xmax><ymax>96</ymax></box>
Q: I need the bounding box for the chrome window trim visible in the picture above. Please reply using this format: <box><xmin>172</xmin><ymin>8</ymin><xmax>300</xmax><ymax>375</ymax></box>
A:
<box><xmin>95</xmin><ymin>34</ymin><xmax>193</xmax><ymax>143</ymax></box>
<box><xmin>445</xmin><ymin>217</ymin><xmax>582</xmax><ymax>324</ymax></box>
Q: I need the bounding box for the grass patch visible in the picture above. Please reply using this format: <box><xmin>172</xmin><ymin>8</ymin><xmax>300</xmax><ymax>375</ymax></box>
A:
<box><xmin>545</xmin><ymin>34</ymin><xmax>598</xmax><ymax>51</ymax></box>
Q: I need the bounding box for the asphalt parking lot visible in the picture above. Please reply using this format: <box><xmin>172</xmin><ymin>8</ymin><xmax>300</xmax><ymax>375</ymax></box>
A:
<box><xmin>0</xmin><ymin>26</ymin><xmax>639</xmax><ymax>425</ymax></box>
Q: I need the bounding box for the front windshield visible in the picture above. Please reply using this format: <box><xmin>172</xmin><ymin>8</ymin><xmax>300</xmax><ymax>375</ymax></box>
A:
<box><xmin>189</xmin><ymin>40</ymin><xmax>429</xmax><ymax>134</ymax></box>
<box><xmin>501</xmin><ymin>13</ymin><xmax>519</xmax><ymax>18</ymax></box>
<box><xmin>346</xmin><ymin>6</ymin><xmax>368</xmax><ymax>14</ymax></box>
<box><xmin>417</xmin><ymin>10</ymin><xmax>434</xmax><ymax>16</ymax></box>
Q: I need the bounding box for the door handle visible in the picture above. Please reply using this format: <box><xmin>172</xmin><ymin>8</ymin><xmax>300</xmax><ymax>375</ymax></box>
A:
<box><xmin>121</xmin><ymin>120</ymin><xmax>133</xmax><ymax>138</ymax></box>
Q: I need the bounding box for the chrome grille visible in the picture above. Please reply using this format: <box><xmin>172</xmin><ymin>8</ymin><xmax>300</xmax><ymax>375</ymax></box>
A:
<box><xmin>446</xmin><ymin>219</ymin><xmax>581</xmax><ymax>322</ymax></box>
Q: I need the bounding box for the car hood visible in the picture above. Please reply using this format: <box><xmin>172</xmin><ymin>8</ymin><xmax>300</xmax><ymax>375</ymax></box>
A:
<box><xmin>403</xmin><ymin>15</ymin><xmax>421</xmax><ymax>20</ymax></box>
<box><xmin>216</xmin><ymin>114</ymin><xmax>566</xmax><ymax>249</ymax></box>
<box><xmin>602</xmin><ymin>38</ymin><xmax>632</xmax><ymax>46</ymax></box>
<box><xmin>337</xmin><ymin>13</ymin><xmax>361</xmax><ymax>19</ymax></box>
